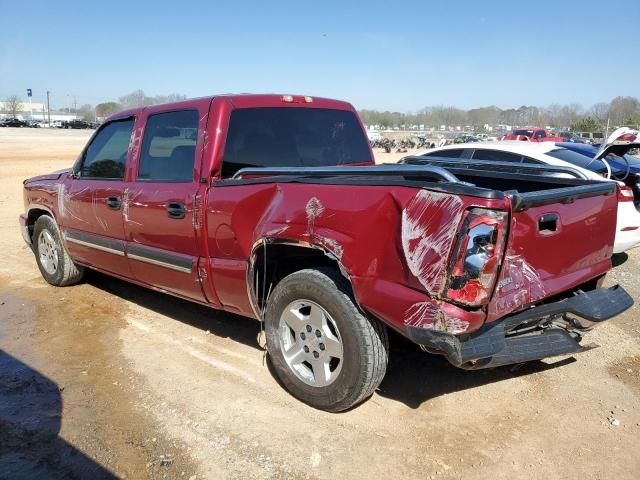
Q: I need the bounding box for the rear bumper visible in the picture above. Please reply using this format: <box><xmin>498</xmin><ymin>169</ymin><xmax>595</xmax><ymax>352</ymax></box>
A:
<box><xmin>406</xmin><ymin>285</ymin><xmax>633</xmax><ymax>369</ymax></box>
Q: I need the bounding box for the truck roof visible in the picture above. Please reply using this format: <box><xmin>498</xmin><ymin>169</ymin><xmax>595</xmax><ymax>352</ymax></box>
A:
<box><xmin>108</xmin><ymin>94</ymin><xmax>355</xmax><ymax>121</ymax></box>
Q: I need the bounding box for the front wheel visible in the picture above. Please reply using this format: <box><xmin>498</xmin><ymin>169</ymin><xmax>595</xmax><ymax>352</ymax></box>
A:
<box><xmin>265</xmin><ymin>269</ymin><xmax>388</xmax><ymax>412</ymax></box>
<box><xmin>33</xmin><ymin>215</ymin><xmax>84</xmax><ymax>286</ymax></box>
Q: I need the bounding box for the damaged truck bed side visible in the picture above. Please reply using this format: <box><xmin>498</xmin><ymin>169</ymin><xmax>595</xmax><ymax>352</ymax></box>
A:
<box><xmin>20</xmin><ymin>94</ymin><xmax>633</xmax><ymax>412</ymax></box>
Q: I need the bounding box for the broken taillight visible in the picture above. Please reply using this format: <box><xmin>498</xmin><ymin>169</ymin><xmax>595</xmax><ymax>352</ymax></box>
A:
<box><xmin>445</xmin><ymin>208</ymin><xmax>508</xmax><ymax>306</ymax></box>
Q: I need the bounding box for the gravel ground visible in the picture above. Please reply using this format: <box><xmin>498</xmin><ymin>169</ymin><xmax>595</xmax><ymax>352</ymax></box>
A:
<box><xmin>1</xmin><ymin>127</ymin><xmax>639</xmax><ymax>479</ymax></box>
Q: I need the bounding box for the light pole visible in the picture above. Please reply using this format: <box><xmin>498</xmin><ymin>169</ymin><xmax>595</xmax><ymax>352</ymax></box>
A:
<box><xmin>27</xmin><ymin>88</ymin><xmax>33</xmax><ymax>120</ymax></box>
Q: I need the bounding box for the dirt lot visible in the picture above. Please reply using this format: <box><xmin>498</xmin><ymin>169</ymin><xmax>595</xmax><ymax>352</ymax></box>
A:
<box><xmin>1</xmin><ymin>127</ymin><xmax>639</xmax><ymax>479</ymax></box>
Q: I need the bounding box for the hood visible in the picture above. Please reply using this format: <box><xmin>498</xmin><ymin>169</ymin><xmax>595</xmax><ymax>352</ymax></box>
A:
<box><xmin>23</xmin><ymin>168</ymin><xmax>72</xmax><ymax>185</ymax></box>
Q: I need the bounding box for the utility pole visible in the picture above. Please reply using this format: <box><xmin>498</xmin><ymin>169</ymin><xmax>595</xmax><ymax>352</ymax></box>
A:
<box><xmin>73</xmin><ymin>96</ymin><xmax>77</xmax><ymax>115</ymax></box>
<box><xmin>27</xmin><ymin>89</ymin><xmax>33</xmax><ymax>120</ymax></box>
<box><xmin>46</xmin><ymin>91</ymin><xmax>51</xmax><ymax>127</ymax></box>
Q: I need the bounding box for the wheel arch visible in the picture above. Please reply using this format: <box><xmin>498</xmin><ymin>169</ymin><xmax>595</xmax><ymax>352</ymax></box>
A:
<box><xmin>26</xmin><ymin>204</ymin><xmax>56</xmax><ymax>242</ymax></box>
<box><xmin>247</xmin><ymin>238</ymin><xmax>355</xmax><ymax>319</ymax></box>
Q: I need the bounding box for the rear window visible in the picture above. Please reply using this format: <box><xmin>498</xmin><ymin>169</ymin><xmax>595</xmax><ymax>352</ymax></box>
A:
<box><xmin>546</xmin><ymin>148</ymin><xmax>607</xmax><ymax>172</ymax></box>
<box><xmin>221</xmin><ymin>108</ymin><xmax>372</xmax><ymax>178</ymax></box>
<box><xmin>513</xmin><ymin>129</ymin><xmax>534</xmax><ymax>137</ymax></box>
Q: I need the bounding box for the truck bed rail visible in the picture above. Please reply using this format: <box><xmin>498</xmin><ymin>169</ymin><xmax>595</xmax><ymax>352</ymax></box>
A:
<box><xmin>231</xmin><ymin>164</ymin><xmax>461</xmax><ymax>183</ymax></box>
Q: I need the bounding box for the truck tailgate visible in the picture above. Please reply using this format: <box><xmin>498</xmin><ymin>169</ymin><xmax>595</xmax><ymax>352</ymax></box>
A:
<box><xmin>487</xmin><ymin>184</ymin><xmax>618</xmax><ymax>321</ymax></box>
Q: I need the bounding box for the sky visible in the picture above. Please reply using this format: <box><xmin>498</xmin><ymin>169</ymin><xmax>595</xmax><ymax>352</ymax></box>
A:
<box><xmin>1</xmin><ymin>0</ymin><xmax>638</xmax><ymax>112</ymax></box>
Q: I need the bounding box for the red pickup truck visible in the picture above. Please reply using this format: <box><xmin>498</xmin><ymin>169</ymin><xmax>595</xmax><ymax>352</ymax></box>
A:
<box><xmin>500</xmin><ymin>128</ymin><xmax>564</xmax><ymax>142</ymax></box>
<box><xmin>20</xmin><ymin>94</ymin><xmax>633</xmax><ymax>411</ymax></box>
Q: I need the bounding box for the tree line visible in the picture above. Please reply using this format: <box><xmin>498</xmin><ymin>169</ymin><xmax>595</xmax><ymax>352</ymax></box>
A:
<box><xmin>4</xmin><ymin>90</ymin><xmax>640</xmax><ymax>132</ymax></box>
<box><xmin>358</xmin><ymin>96</ymin><xmax>640</xmax><ymax>132</ymax></box>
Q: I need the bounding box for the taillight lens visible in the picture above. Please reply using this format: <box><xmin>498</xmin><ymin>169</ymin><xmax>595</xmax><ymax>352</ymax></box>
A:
<box><xmin>617</xmin><ymin>185</ymin><xmax>635</xmax><ymax>203</ymax></box>
<box><xmin>445</xmin><ymin>209</ymin><xmax>508</xmax><ymax>306</ymax></box>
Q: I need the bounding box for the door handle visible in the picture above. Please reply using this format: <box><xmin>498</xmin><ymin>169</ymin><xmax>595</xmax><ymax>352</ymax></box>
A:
<box><xmin>106</xmin><ymin>196</ymin><xmax>121</xmax><ymax>210</ymax></box>
<box><xmin>166</xmin><ymin>202</ymin><xmax>186</xmax><ymax>219</ymax></box>
<box><xmin>538</xmin><ymin>213</ymin><xmax>558</xmax><ymax>233</ymax></box>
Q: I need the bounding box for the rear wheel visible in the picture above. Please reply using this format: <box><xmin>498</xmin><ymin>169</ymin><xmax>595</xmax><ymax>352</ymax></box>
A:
<box><xmin>265</xmin><ymin>268</ymin><xmax>388</xmax><ymax>412</ymax></box>
<box><xmin>33</xmin><ymin>215</ymin><xmax>84</xmax><ymax>286</ymax></box>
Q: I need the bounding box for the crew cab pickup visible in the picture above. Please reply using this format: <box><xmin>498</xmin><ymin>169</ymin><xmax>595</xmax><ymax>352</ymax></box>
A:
<box><xmin>501</xmin><ymin>128</ymin><xmax>564</xmax><ymax>142</ymax></box>
<box><xmin>20</xmin><ymin>94</ymin><xmax>633</xmax><ymax>411</ymax></box>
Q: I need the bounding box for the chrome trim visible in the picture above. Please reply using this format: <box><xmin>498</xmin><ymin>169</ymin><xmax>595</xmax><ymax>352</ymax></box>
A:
<box><xmin>127</xmin><ymin>253</ymin><xmax>192</xmax><ymax>273</ymax></box>
<box><xmin>65</xmin><ymin>236</ymin><xmax>125</xmax><ymax>256</ymax></box>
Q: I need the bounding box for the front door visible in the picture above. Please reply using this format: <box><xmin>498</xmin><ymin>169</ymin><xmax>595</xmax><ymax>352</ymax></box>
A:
<box><xmin>61</xmin><ymin>117</ymin><xmax>135</xmax><ymax>278</ymax></box>
<box><xmin>123</xmin><ymin>104</ymin><xmax>209</xmax><ymax>301</ymax></box>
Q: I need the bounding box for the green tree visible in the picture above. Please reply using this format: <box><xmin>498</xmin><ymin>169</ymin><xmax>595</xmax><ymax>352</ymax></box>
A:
<box><xmin>95</xmin><ymin>102</ymin><xmax>123</xmax><ymax>118</ymax></box>
<box><xmin>571</xmin><ymin>117</ymin><xmax>602</xmax><ymax>132</ymax></box>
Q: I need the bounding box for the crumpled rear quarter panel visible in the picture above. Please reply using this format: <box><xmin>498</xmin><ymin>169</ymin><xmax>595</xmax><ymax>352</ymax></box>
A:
<box><xmin>206</xmin><ymin>182</ymin><xmax>503</xmax><ymax>334</ymax></box>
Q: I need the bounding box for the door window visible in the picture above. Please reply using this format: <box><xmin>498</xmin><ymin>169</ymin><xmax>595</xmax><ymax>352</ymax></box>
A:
<box><xmin>472</xmin><ymin>149</ymin><xmax>523</xmax><ymax>162</ymax></box>
<box><xmin>79</xmin><ymin>118</ymin><xmax>134</xmax><ymax>179</ymax></box>
<box><xmin>137</xmin><ymin>110</ymin><xmax>199</xmax><ymax>182</ymax></box>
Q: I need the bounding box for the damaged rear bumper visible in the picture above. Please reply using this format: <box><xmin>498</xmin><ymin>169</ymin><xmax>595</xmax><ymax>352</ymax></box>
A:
<box><xmin>406</xmin><ymin>285</ymin><xmax>633</xmax><ymax>369</ymax></box>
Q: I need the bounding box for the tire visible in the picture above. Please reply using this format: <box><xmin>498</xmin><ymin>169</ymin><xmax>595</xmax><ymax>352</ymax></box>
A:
<box><xmin>265</xmin><ymin>268</ymin><xmax>388</xmax><ymax>412</ymax></box>
<box><xmin>33</xmin><ymin>215</ymin><xmax>84</xmax><ymax>286</ymax></box>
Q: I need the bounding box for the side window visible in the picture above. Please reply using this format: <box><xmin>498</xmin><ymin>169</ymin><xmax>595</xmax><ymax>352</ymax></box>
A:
<box><xmin>535</xmin><ymin>130</ymin><xmax>546</xmax><ymax>138</ymax></box>
<box><xmin>472</xmin><ymin>149</ymin><xmax>523</xmax><ymax>162</ymax></box>
<box><xmin>425</xmin><ymin>149</ymin><xmax>463</xmax><ymax>158</ymax></box>
<box><xmin>137</xmin><ymin>110</ymin><xmax>199</xmax><ymax>182</ymax></box>
<box><xmin>80</xmin><ymin>119</ymin><xmax>134</xmax><ymax>179</ymax></box>
<box><xmin>521</xmin><ymin>155</ymin><xmax>542</xmax><ymax>164</ymax></box>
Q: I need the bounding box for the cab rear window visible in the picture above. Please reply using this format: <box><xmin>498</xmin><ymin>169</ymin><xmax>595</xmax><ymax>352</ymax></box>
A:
<box><xmin>221</xmin><ymin>108</ymin><xmax>372</xmax><ymax>178</ymax></box>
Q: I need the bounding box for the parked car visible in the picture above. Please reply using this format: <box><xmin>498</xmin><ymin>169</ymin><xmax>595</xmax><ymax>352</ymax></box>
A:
<box><xmin>557</xmin><ymin>131</ymin><xmax>585</xmax><ymax>143</ymax></box>
<box><xmin>64</xmin><ymin>120</ymin><xmax>91</xmax><ymax>129</ymax></box>
<box><xmin>19</xmin><ymin>94</ymin><xmax>633</xmax><ymax>411</ymax></box>
<box><xmin>500</xmin><ymin>128</ymin><xmax>564</xmax><ymax>142</ymax></box>
<box><xmin>0</xmin><ymin>118</ymin><xmax>28</xmax><ymax>127</ymax></box>
<box><xmin>25</xmin><ymin>120</ymin><xmax>43</xmax><ymax>128</ymax></box>
<box><xmin>576</xmin><ymin>131</ymin><xmax>605</xmax><ymax>144</ymax></box>
<box><xmin>417</xmin><ymin>133</ymin><xmax>640</xmax><ymax>253</ymax></box>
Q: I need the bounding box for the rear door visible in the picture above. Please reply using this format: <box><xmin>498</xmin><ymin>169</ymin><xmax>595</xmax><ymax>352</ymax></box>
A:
<box><xmin>61</xmin><ymin>117</ymin><xmax>134</xmax><ymax>277</ymax></box>
<box><xmin>123</xmin><ymin>102</ymin><xmax>210</xmax><ymax>301</ymax></box>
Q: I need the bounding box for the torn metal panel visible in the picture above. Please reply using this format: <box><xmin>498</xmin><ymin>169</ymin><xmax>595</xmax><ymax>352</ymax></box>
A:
<box><xmin>401</xmin><ymin>190</ymin><xmax>465</xmax><ymax>296</ymax></box>
<box><xmin>488</xmin><ymin>253</ymin><xmax>546</xmax><ymax>319</ymax></box>
<box><xmin>405</xmin><ymin>300</ymin><xmax>470</xmax><ymax>334</ymax></box>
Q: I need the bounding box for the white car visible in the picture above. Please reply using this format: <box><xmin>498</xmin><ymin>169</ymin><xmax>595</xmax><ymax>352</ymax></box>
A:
<box><xmin>416</xmin><ymin>136</ymin><xmax>640</xmax><ymax>254</ymax></box>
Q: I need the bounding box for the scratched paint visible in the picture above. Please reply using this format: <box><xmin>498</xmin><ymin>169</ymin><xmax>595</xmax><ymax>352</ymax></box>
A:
<box><xmin>122</xmin><ymin>189</ymin><xmax>142</xmax><ymax>227</ymax></box>
<box><xmin>315</xmin><ymin>235</ymin><xmax>344</xmax><ymax>260</ymax></box>
<box><xmin>128</xmin><ymin>127</ymin><xmax>143</xmax><ymax>161</ymax></box>
<box><xmin>62</xmin><ymin>186</ymin><xmax>91</xmax><ymax>224</ymax></box>
<box><xmin>305</xmin><ymin>197</ymin><xmax>325</xmax><ymax>236</ymax></box>
<box><xmin>401</xmin><ymin>190</ymin><xmax>465</xmax><ymax>296</ymax></box>
<box><xmin>489</xmin><ymin>253</ymin><xmax>546</xmax><ymax>318</ymax></box>
<box><xmin>304</xmin><ymin>197</ymin><xmax>344</xmax><ymax>260</ymax></box>
<box><xmin>405</xmin><ymin>300</ymin><xmax>470</xmax><ymax>334</ymax></box>
<box><xmin>57</xmin><ymin>184</ymin><xmax>65</xmax><ymax>217</ymax></box>
<box><xmin>192</xmin><ymin>194</ymin><xmax>203</xmax><ymax>230</ymax></box>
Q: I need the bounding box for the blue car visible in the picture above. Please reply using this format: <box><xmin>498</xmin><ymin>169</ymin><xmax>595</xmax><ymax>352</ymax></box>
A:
<box><xmin>553</xmin><ymin>142</ymin><xmax>640</xmax><ymax>207</ymax></box>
